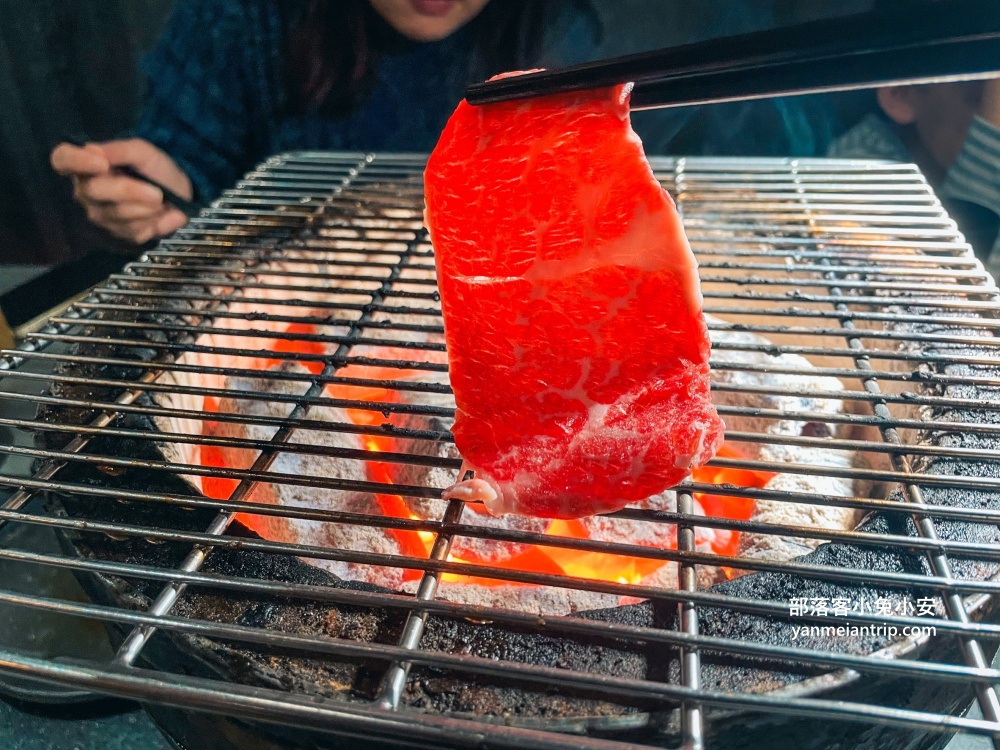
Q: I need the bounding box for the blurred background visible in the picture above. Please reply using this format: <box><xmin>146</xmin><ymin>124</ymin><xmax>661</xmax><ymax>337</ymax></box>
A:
<box><xmin>0</xmin><ymin>0</ymin><xmax>876</xmax><ymax>272</ymax></box>
<box><xmin>0</xmin><ymin>0</ymin><xmax>173</xmax><ymax>267</ymax></box>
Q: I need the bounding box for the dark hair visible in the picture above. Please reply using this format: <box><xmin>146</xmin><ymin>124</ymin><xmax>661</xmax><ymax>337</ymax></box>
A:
<box><xmin>286</xmin><ymin>0</ymin><xmax>600</xmax><ymax>117</ymax></box>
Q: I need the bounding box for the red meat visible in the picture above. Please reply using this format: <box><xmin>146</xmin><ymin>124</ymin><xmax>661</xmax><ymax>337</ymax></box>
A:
<box><xmin>424</xmin><ymin>76</ymin><xmax>724</xmax><ymax>519</ymax></box>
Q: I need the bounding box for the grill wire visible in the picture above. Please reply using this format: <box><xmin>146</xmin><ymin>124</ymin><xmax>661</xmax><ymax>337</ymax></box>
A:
<box><xmin>0</xmin><ymin>151</ymin><xmax>998</xmax><ymax>749</ymax></box>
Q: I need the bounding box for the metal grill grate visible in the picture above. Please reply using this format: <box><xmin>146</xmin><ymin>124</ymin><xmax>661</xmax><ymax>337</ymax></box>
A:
<box><xmin>1</xmin><ymin>152</ymin><xmax>1000</xmax><ymax>750</ymax></box>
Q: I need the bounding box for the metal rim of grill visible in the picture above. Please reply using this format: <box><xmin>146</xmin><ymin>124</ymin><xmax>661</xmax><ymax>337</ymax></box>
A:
<box><xmin>0</xmin><ymin>152</ymin><xmax>999</xmax><ymax>750</ymax></box>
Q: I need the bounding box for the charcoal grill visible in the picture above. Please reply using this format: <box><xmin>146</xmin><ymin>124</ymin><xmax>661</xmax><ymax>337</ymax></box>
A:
<box><xmin>1</xmin><ymin>152</ymin><xmax>1000</xmax><ymax>750</ymax></box>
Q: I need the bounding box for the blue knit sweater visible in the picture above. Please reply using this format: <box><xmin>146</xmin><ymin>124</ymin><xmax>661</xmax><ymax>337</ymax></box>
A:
<box><xmin>135</xmin><ymin>0</ymin><xmax>603</xmax><ymax>202</ymax></box>
<box><xmin>135</xmin><ymin>0</ymin><xmax>850</xmax><ymax>203</ymax></box>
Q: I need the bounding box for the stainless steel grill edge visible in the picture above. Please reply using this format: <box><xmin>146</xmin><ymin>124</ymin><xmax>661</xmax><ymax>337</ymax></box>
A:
<box><xmin>0</xmin><ymin>152</ymin><xmax>998</xmax><ymax>750</ymax></box>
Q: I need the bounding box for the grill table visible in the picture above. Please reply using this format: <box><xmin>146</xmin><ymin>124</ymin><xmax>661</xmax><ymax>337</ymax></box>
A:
<box><xmin>0</xmin><ymin>153</ymin><xmax>999</xmax><ymax>750</ymax></box>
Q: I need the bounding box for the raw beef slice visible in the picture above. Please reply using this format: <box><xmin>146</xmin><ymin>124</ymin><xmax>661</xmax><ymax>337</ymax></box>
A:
<box><xmin>424</xmin><ymin>76</ymin><xmax>723</xmax><ymax>519</ymax></box>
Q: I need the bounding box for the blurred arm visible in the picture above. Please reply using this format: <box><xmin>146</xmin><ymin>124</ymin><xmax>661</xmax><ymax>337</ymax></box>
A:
<box><xmin>940</xmin><ymin>78</ymin><xmax>1000</xmax><ymax>275</ymax></box>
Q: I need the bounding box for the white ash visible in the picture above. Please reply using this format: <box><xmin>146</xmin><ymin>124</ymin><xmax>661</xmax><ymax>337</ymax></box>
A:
<box><xmin>707</xmin><ymin>319</ymin><xmax>858</xmax><ymax>562</ymax></box>
<box><xmin>392</xmin><ymin>426</ymin><xmax>460</xmax><ymax>503</ymax></box>
<box><xmin>408</xmin><ymin>581</ymin><xmax>620</xmax><ymax>616</ymax></box>
<box><xmin>360</xmin><ymin>355</ymin><xmax>557</xmax><ymax>565</ymax></box>
<box><xmin>579</xmin><ymin>490</ymin><xmax>679</xmax><ymax>550</ymax></box>
<box><xmin>225</xmin><ymin>365</ymin><xmax>406</xmax><ymax>589</ymax></box>
<box><xmin>343</xmin><ymin>355</ymin><xmax>556</xmax><ymax>566</ymax></box>
<box><xmin>158</xmin><ymin>361</ymin><xmax>406</xmax><ymax>590</ymax></box>
<box><xmin>386</xmin><ymin>314</ymin><xmax>861</xmax><ymax>601</ymax></box>
<box><xmin>430</xmin><ymin>502</ymin><xmax>553</xmax><ymax>564</ymax></box>
<box><xmin>150</xmin><ymin>252</ymin><xmax>380</xmax><ymax>445</ymax></box>
<box><xmin>392</xmin><ymin>414</ymin><xmax>553</xmax><ymax>564</ymax></box>
<box><xmin>314</xmin><ymin>215</ymin><xmax>422</xmax><ymax>238</ymax></box>
<box><xmin>582</xmin><ymin>492</ymin><xmax>721</xmax><ymax>598</ymax></box>
<box><xmin>147</xmin><ymin>296</ymin><xmax>867</xmax><ymax>616</ymax></box>
<box><xmin>627</xmin><ymin>558</ymin><xmax>720</xmax><ymax>596</ymax></box>
<box><xmin>207</xmin><ymin>252</ymin><xmax>386</xmax><ymax>333</ymax></box>
<box><xmin>738</xmin><ymin>473</ymin><xmax>855</xmax><ymax>562</ymax></box>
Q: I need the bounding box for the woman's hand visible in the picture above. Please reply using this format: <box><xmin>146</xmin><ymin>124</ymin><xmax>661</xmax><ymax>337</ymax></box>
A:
<box><xmin>50</xmin><ymin>138</ymin><xmax>193</xmax><ymax>244</ymax></box>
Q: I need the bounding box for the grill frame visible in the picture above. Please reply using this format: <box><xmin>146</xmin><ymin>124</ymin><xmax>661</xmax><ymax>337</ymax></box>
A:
<box><xmin>0</xmin><ymin>152</ymin><xmax>998</xmax><ymax>749</ymax></box>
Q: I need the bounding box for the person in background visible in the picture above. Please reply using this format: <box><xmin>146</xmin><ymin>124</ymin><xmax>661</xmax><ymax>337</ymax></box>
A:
<box><xmin>50</xmin><ymin>0</ymin><xmax>601</xmax><ymax>245</ymax></box>
<box><xmin>828</xmin><ymin>78</ymin><xmax>1000</xmax><ymax>278</ymax></box>
<box><xmin>50</xmin><ymin>0</ymin><xmax>850</xmax><ymax>248</ymax></box>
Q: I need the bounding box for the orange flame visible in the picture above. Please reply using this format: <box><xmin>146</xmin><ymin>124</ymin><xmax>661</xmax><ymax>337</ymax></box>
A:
<box><xmin>199</xmin><ymin>323</ymin><xmax>775</xmax><ymax>590</ymax></box>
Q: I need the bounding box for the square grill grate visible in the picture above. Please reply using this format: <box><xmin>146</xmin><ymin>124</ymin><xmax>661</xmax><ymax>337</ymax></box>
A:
<box><xmin>0</xmin><ymin>152</ymin><xmax>999</xmax><ymax>750</ymax></box>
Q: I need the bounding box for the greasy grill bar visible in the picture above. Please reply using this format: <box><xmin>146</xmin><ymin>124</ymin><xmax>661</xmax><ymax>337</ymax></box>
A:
<box><xmin>0</xmin><ymin>153</ymin><xmax>998</xmax><ymax>749</ymax></box>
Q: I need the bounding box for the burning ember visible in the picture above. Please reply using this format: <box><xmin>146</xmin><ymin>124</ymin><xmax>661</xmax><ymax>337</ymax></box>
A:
<box><xmin>199</xmin><ymin>322</ymin><xmax>773</xmax><ymax>591</ymax></box>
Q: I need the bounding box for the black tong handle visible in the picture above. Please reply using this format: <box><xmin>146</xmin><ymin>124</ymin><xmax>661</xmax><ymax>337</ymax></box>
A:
<box><xmin>466</xmin><ymin>0</ymin><xmax>1000</xmax><ymax>110</ymax></box>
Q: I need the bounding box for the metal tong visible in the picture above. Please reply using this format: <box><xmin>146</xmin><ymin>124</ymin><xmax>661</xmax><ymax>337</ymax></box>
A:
<box><xmin>466</xmin><ymin>0</ymin><xmax>1000</xmax><ymax>110</ymax></box>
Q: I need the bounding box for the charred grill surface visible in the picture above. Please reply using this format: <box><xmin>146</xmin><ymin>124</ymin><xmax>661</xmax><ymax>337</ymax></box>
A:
<box><xmin>0</xmin><ymin>153</ymin><xmax>999</xmax><ymax>750</ymax></box>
